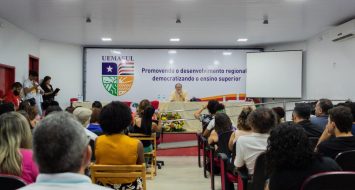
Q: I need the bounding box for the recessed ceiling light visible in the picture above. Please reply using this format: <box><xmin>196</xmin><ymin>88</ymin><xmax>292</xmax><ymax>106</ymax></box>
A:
<box><xmin>169</xmin><ymin>59</ymin><xmax>174</xmax><ymax>64</ymax></box>
<box><xmin>214</xmin><ymin>60</ymin><xmax>220</xmax><ymax>65</ymax></box>
<box><xmin>102</xmin><ymin>37</ymin><xmax>112</xmax><ymax>42</ymax></box>
<box><xmin>170</xmin><ymin>38</ymin><xmax>180</xmax><ymax>42</ymax></box>
<box><xmin>223</xmin><ymin>52</ymin><xmax>232</xmax><ymax>56</ymax></box>
<box><xmin>237</xmin><ymin>38</ymin><xmax>248</xmax><ymax>42</ymax></box>
<box><xmin>168</xmin><ymin>50</ymin><xmax>177</xmax><ymax>54</ymax></box>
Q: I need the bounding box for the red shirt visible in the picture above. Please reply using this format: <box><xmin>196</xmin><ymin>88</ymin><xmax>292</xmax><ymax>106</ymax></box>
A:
<box><xmin>3</xmin><ymin>91</ymin><xmax>20</xmax><ymax>109</ymax></box>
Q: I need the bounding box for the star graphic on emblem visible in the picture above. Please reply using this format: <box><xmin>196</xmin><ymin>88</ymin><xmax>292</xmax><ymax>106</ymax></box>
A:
<box><xmin>107</xmin><ymin>66</ymin><xmax>113</xmax><ymax>72</ymax></box>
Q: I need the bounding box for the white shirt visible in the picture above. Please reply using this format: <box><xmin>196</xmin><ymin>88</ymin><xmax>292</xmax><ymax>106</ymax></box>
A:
<box><xmin>234</xmin><ymin>133</ymin><xmax>269</xmax><ymax>175</ymax></box>
<box><xmin>19</xmin><ymin>173</ymin><xmax>110</xmax><ymax>190</ymax></box>
<box><xmin>206</xmin><ymin>118</ymin><xmax>215</xmax><ymax>131</ymax></box>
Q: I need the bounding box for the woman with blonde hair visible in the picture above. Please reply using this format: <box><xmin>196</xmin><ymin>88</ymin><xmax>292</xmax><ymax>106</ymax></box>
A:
<box><xmin>0</xmin><ymin>112</ymin><xmax>38</xmax><ymax>183</ymax></box>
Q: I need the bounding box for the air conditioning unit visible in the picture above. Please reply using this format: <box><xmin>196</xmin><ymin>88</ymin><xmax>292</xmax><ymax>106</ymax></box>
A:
<box><xmin>331</xmin><ymin>19</ymin><xmax>355</xmax><ymax>42</ymax></box>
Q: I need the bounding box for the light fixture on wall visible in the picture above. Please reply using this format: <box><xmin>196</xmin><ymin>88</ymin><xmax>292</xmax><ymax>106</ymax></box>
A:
<box><xmin>86</xmin><ymin>16</ymin><xmax>92</xmax><ymax>23</ymax></box>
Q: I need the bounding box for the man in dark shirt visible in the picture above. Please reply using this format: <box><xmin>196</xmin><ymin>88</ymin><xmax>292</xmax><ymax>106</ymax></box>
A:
<box><xmin>317</xmin><ymin>106</ymin><xmax>355</xmax><ymax>159</ymax></box>
<box><xmin>310</xmin><ymin>98</ymin><xmax>333</xmax><ymax>130</ymax></box>
<box><xmin>293</xmin><ymin>104</ymin><xmax>323</xmax><ymax>137</ymax></box>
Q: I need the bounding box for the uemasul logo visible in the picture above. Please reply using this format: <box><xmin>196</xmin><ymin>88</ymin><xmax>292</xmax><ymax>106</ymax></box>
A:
<box><xmin>101</xmin><ymin>61</ymin><xmax>134</xmax><ymax>96</ymax></box>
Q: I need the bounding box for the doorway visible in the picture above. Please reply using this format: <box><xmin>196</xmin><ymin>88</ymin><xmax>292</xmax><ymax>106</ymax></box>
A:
<box><xmin>0</xmin><ymin>64</ymin><xmax>15</xmax><ymax>98</ymax></box>
<box><xmin>29</xmin><ymin>55</ymin><xmax>39</xmax><ymax>82</ymax></box>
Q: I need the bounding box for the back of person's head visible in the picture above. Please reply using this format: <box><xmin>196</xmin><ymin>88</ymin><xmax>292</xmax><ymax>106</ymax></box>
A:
<box><xmin>12</xmin><ymin>82</ymin><xmax>22</xmax><ymax>89</ymax></box>
<box><xmin>0</xmin><ymin>112</ymin><xmax>32</xmax><ymax>176</ymax></box>
<box><xmin>0</xmin><ymin>102</ymin><xmax>15</xmax><ymax>115</ymax></box>
<box><xmin>45</xmin><ymin>105</ymin><xmax>63</xmax><ymax>117</ymax></box>
<box><xmin>237</xmin><ymin>106</ymin><xmax>253</xmax><ymax>131</ymax></box>
<box><xmin>40</xmin><ymin>76</ymin><xmax>51</xmax><ymax>86</ymax></box>
<box><xmin>18</xmin><ymin>100</ymin><xmax>37</xmax><ymax>120</ymax></box>
<box><xmin>89</xmin><ymin>108</ymin><xmax>101</xmax><ymax>123</ymax></box>
<box><xmin>92</xmin><ymin>101</ymin><xmax>102</xmax><ymax>109</ymax></box>
<box><xmin>100</xmin><ymin>101</ymin><xmax>132</xmax><ymax>135</ymax></box>
<box><xmin>266</xmin><ymin>125</ymin><xmax>316</xmax><ymax>173</ymax></box>
<box><xmin>33</xmin><ymin>111</ymin><xmax>89</xmax><ymax>173</ymax></box>
<box><xmin>65</xmin><ymin>106</ymin><xmax>76</xmax><ymax>113</ymax></box>
<box><xmin>293</xmin><ymin>104</ymin><xmax>311</xmax><ymax>120</ymax></box>
<box><xmin>247</xmin><ymin>108</ymin><xmax>276</xmax><ymax>134</ymax></box>
<box><xmin>328</xmin><ymin>106</ymin><xmax>353</xmax><ymax>133</ymax></box>
<box><xmin>272</xmin><ymin>107</ymin><xmax>285</xmax><ymax>124</ymax></box>
<box><xmin>137</xmin><ymin>99</ymin><xmax>150</xmax><ymax>117</ymax></box>
<box><xmin>317</xmin><ymin>98</ymin><xmax>333</xmax><ymax>115</ymax></box>
<box><xmin>207</xmin><ymin>100</ymin><xmax>219</xmax><ymax>114</ymax></box>
<box><xmin>343</xmin><ymin>102</ymin><xmax>355</xmax><ymax>122</ymax></box>
<box><xmin>215</xmin><ymin>103</ymin><xmax>225</xmax><ymax>113</ymax></box>
<box><xmin>141</xmin><ymin>106</ymin><xmax>155</xmax><ymax>135</ymax></box>
<box><xmin>214</xmin><ymin>112</ymin><xmax>232</xmax><ymax>134</ymax></box>
<box><xmin>73</xmin><ymin>107</ymin><xmax>92</xmax><ymax>126</ymax></box>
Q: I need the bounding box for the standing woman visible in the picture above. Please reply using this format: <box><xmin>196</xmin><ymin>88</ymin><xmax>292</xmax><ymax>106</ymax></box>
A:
<box><xmin>40</xmin><ymin>76</ymin><xmax>58</xmax><ymax>107</ymax></box>
<box><xmin>0</xmin><ymin>112</ymin><xmax>39</xmax><ymax>183</ymax></box>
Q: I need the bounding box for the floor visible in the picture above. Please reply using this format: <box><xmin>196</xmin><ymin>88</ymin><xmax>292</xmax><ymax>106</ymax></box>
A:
<box><xmin>147</xmin><ymin>156</ymin><xmax>222</xmax><ymax>190</ymax></box>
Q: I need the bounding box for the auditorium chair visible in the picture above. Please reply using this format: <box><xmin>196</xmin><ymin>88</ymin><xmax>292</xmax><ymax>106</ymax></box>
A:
<box><xmin>129</xmin><ymin>133</ymin><xmax>157</xmax><ymax>179</ymax></box>
<box><xmin>0</xmin><ymin>174</ymin><xmax>27</xmax><ymax>190</ymax></box>
<box><xmin>301</xmin><ymin>171</ymin><xmax>355</xmax><ymax>190</ymax></box>
<box><xmin>90</xmin><ymin>164</ymin><xmax>147</xmax><ymax>190</ymax></box>
<box><xmin>218</xmin><ymin>152</ymin><xmax>268</xmax><ymax>190</ymax></box>
<box><xmin>335</xmin><ymin>150</ymin><xmax>355</xmax><ymax>171</ymax></box>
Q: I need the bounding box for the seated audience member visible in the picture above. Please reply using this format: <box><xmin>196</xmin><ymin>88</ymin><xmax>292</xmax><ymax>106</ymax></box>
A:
<box><xmin>292</xmin><ymin>104</ymin><xmax>323</xmax><ymax>137</ymax></box>
<box><xmin>95</xmin><ymin>101</ymin><xmax>144</xmax><ymax>189</ymax></box>
<box><xmin>132</xmin><ymin>105</ymin><xmax>158</xmax><ymax>153</ymax></box>
<box><xmin>20</xmin><ymin>112</ymin><xmax>109</xmax><ymax>190</ymax></box>
<box><xmin>311</xmin><ymin>98</ymin><xmax>333</xmax><ymax>130</ymax></box>
<box><xmin>316</xmin><ymin>106</ymin><xmax>355</xmax><ymax>159</ymax></box>
<box><xmin>18</xmin><ymin>100</ymin><xmax>38</xmax><ymax>128</ymax></box>
<box><xmin>272</xmin><ymin>106</ymin><xmax>285</xmax><ymax>124</ymax></box>
<box><xmin>198</xmin><ymin>102</ymin><xmax>225</xmax><ymax>138</ymax></box>
<box><xmin>44</xmin><ymin>105</ymin><xmax>63</xmax><ymax>116</ymax></box>
<box><xmin>228</xmin><ymin>106</ymin><xmax>253</xmax><ymax>151</ymax></box>
<box><xmin>0</xmin><ymin>102</ymin><xmax>15</xmax><ymax>115</ymax></box>
<box><xmin>194</xmin><ymin>100</ymin><xmax>219</xmax><ymax>134</ymax></box>
<box><xmin>0</xmin><ymin>112</ymin><xmax>38</xmax><ymax>184</ymax></box>
<box><xmin>87</xmin><ymin>108</ymin><xmax>103</xmax><ymax>135</ymax></box>
<box><xmin>92</xmin><ymin>101</ymin><xmax>103</xmax><ymax>109</ymax></box>
<box><xmin>72</xmin><ymin>107</ymin><xmax>97</xmax><ymax>140</ymax></box>
<box><xmin>266</xmin><ymin>125</ymin><xmax>341</xmax><ymax>190</ymax></box>
<box><xmin>208</xmin><ymin>113</ymin><xmax>234</xmax><ymax>157</ymax></box>
<box><xmin>234</xmin><ymin>108</ymin><xmax>276</xmax><ymax>175</ymax></box>
<box><xmin>3</xmin><ymin>82</ymin><xmax>22</xmax><ymax>110</ymax></box>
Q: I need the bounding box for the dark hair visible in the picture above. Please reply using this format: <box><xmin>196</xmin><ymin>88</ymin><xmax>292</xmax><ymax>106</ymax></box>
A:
<box><xmin>207</xmin><ymin>100</ymin><xmax>219</xmax><ymax>114</ymax></box>
<box><xmin>29</xmin><ymin>70</ymin><xmax>38</xmax><ymax>77</ymax></box>
<box><xmin>45</xmin><ymin>106</ymin><xmax>63</xmax><ymax>117</ymax></box>
<box><xmin>11</xmin><ymin>82</ymin><xmax>22</xmax><ymax>89</ymax></box>
<box><xmin>272</xmin><ymin>107</ymin><xmax>285</xmax><ymax>124</ymax></box>
<box><xmin>19</xmin><ymin>100</ymin><xmax>37</xmax><ymax>120</ymax></box>
<box><xmin>100</xmin><ymin>101</ymin><xmax>132</xmax><ymax>135</ymax></box>
<box><xmin>237</xmin><ymin>106</ymin><xmax>253</xmax><ymax>131</ymax></box>
<box><xmin>247</xmin><ymin>108</ymin><xmax>276</xmax><ymax>134</ymax></box>
<box><xmin>343</xmin><ymin>102</ymin><xmax>355</xmax><ymax>122</ymax></box>
<box><xmin>318</xmin><ymin>99</ymin><xmax>333</xmax><ymax>114</ymax></box>
<box><xmin>214</xmin><ymin>112</ymin><xmax>232</xmax><ymax>134</ymax></box>
<box><xmin>40</xmin><ymin>76</ymin><xmax>51</xmax><ymax>86</ymax></box>
<box><xmin>137</xmin><ymin>99</ymin><xmax>150</xmax><ymax>117</ymax></box>
<box><xmin>175</xmin><ymin>83</ymin><xmax>182</xmax><ymax>88</ymax></box>
<box><xmin>141</xmin><ymin>106</ymin><xmax>155</xmax><ymax>135</ymax></box>
<box><xmin>89</xmin><ymin>108</ymin><xmax>101</xmax><ymax>123</ymax></box>
<box><xmin>265</xmin><ymin>125</ymin><xmax>317</xmax><ymax>173</ymax></box>
<box><xmin>17</xmin><ymin>110</ymin><xmax>32</xmax><ymax>129</ymax></box>
<box><xmin>215</xmin><ymin>103</ymin><xmax>225</xmax><ymax>113</ymax></box>
<box><xmin>92</xmin><ymin>101</ymin><xmax>102</xmax><ymax>109</ymax></box>
<box><xmin>293</xmin><ymin>104</ymin><xmax>311</xmax><ymax>120</ymax></box>
<box><xmin>328</xmin><ymin>106</ymin><xmax>353</xmax><ymax>133</ymax></box>
<box><xmin>0</xmin><ymin>102</ymin><xmax>15</xmax><ymax>115</ymax></box>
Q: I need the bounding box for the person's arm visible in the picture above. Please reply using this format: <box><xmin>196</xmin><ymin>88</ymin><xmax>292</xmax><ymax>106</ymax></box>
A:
<box><xmin>194</xmin><ymin>105</ymin><xmax>207</xmax><ymax>120</ymax></box>
<box><xmin>23</xmin><ymin>81</ymin><xmax>38</xmax><ymax>94</ymax></box>
<box><xmin>228</xmin><ymin>132</ymin><xmax>236</xmax><ymax>152</ymax></box>
<box><xmin>208</xmin><ymin>130</ymin><xmax>218</xmax><ymax>145</ymax></box>
<box><xmin>203</xmin><ymin>119</ymin><xmax>215</xmax><ymax>137</ymax></box>
<box><xmin>234</xmin><ymin>139</ymin><xmax>245</xmax><ymax>169</ymax></box>
<box><xmin>315</xmin><ymin>123</ymin><xmax>333</xmax><ymax>151</ymax></box>
<box><xmin>136</xmin><ymin>141</ymin><xmax>144</xmax><ymax>164</ymax></box>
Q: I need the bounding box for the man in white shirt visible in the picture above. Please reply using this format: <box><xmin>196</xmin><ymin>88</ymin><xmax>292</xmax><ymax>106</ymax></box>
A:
<box><xmin>23</xmin><ymin>71</ymin><xmax>44</xmax><ymax>115</ymax></box>
<box><xmin>169</xmin><ymin>83</ymin><xmax>189</xmax><ymax>102</ymax></box>
<box><xmin>20</xmin><ymin>112</ymin><xmax>109</xmax><ymax>190</ymax></box>
<box><xmin>234</xmin><ymin>108</ymin><xmax>276</xmax><ymax>175</ymax></box>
